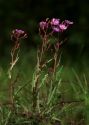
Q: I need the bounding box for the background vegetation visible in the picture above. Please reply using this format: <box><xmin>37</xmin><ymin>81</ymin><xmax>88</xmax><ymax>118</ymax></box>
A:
<box><xmin>0</xmin><ymin>0</ymin><xmax>89</xmax><ymax>124</ymax></box>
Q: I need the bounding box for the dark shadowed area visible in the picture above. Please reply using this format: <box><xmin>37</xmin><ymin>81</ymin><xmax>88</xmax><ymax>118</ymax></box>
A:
<box><xmin>0</xmin><ymin>0</ymin><xmax>89</xmax><ymax>70</ymax></box>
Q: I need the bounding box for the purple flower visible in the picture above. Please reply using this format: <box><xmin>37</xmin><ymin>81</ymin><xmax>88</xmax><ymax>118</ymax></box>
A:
<box><xmin>59</xmin><ymin>20</ymin><xmax>73</xmax><ymax>31</ymax></box>
<box><xmin>50</xmin><ymin>18</ymin><xmax>60</xmax><ymax>32</ymax></box>
<box><xmin>52</xmin><ymin>26</ymin><xmax>61</xmax><ymax>32</ymax></box>
<box><xmin>51</xmin><ymin>18</ymin><xmax>60</xmax><ymax>25</ymax></box>
<box><xmin>64</xmin><ymin>20</ymin><xmax>73</xmax><ymax>26</ymax></box>
<box><xmin>59</xmin><ymin>24</ymin><xmax>67</xmax><ymax>30</ymax></box>
<box><xmin>11</xmin><ymin>29</ymin><xmax>27</xmax><ymax>40</ymax></box>
<box><xmin>39</xmin><ymin>18</ymin><xmax>73</xmax><ymax>33</ymax></box>
<box><xmin>39</xmin><ymin>21</ymin><xmax>48</xmax><ymax>30</ymax></box>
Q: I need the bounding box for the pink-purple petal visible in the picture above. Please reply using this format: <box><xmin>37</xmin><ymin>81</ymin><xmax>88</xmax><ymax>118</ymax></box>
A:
<box><xmin>51</xmin><ymin>18</ymin><xmax>60</xmax><ymax>25</ymax></box>
<box><xmin>59</xmin><ymin>24</ymin><xmax>68</xmax><ymax>30</ymax></box>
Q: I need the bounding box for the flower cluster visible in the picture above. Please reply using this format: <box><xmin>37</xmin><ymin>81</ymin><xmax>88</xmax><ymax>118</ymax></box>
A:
<box><xmin>39</xmin><ymin>21</ymin><xmax>48</xmax><ymax>30</ymax></box>
<box><xmin>11</xmin><ymin>29</ymin><xmax>27</xmax><ymax>41</ymax></box>
<box><xmin>39</xmin><ymin>18</ymin><xmax>73</xmax><ymax>32</ymax></box>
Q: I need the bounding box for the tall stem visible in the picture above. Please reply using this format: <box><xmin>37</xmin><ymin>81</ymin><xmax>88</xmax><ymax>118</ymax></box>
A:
<box><xmin>8</xmin><ymin>41</ymin><xmax>20</xmax><ymax>110</ymax></box>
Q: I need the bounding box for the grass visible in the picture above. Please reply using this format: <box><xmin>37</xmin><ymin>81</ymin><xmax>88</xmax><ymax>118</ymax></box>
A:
<box><xmin>0</xmin><ymin>48</ymin><xmax>89</xmax><ymax>125</ymax></box>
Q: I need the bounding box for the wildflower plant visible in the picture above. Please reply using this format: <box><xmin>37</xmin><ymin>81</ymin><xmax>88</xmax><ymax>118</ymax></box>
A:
<box><xmin>0</xmin><ymin>18</ymin><xmax>73</xmax><ymax>125</ymax></box>
<box><xmin>7</xmin><ymin>29</ymin><xmax>27</xmax><ymax>114</ymax></box>
<box><xmin>8</xmin><ymin>29</ymin><xmax>27</xmax><ymax>79</ymax></box>
<box><xmin>30</xmin><ymin>18</ymin><xmax>73</xmax><ymax>124</ymax></box>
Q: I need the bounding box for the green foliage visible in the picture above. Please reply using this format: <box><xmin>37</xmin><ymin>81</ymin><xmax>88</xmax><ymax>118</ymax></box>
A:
<box><xmin>0</xmin><ymin>54</ymin><xmax>89</xmax><ymax>124</ymax></box>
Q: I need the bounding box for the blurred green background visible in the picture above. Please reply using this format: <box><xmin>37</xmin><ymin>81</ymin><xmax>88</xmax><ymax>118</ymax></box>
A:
<box><xmin>0</xmin><ymin>0</ymin><xmax>89</xmax><ymax>72</ymax></box>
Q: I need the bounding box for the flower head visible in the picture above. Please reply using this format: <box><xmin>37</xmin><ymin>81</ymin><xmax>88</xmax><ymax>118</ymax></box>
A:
<box><xmin>11</xmin><ymin>29</ymin><xmax>27</xmax><ymax>41</ymax></box>
<box><xmin>64</xmin><ymin>20</ymin><xmax>73</xmax><ymax>26</ymax></box>
<box><xmin>50</xmin><ymin>18</ymin><xmax>73</xmax><ymax>32</ymax></box>
<box><xmin>39</xmin><ymin>21</ymin><xmax>48</xmax><ymax>30</ymax></box>
<box><xmin>50</xmin><ymin>18</ymin><xmax>60</xmax><ymax>32</ymax></box>
<box><xmin>39</xmin><ymin>18</ymin><xmax>73</xmax><ymax>33</ymax></box>
<box><xmin>59</xmin><ymin>24</ymin><xmax>67</xmax><ymax>31</ymax></box>
<box><xmin>51</xmin><ymin>18</ymin><xmax>60</xmax><ymax>26</ymax></box>
<box><xmin>52</xmin><ymin>26</ymin><xmax>61</xmax><ymax>32</ymax></box>
<box><xmin>59</xmin><ymin>20</ymin><xmax>73</xmax><ymax>31</ymax></box>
